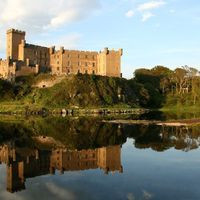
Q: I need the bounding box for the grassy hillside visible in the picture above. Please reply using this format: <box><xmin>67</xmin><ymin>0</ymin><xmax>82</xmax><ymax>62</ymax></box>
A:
<box><xmin>0</xmin><ymin>74</ymin><xmax>152</xmax><ymax>110</ymax></box>
<box><xmin>1</xmin><ymin>65</ymin><xmax>200</xmax><ymax>112</ymax></box>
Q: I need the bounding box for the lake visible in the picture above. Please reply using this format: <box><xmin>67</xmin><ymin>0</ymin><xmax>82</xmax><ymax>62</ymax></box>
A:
<box><xmin>0</xmin><ymin>112</ymin><xmax>200</xmax><ymax>200</ymax></box>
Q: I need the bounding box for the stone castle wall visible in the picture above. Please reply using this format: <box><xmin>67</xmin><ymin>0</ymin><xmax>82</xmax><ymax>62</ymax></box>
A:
<box><xmin>15</xmin><ymin>65</ymin><xmax>38</xmax><ymax>77</ymax></box>
<box><xmin>0</xmin><ymin>29</ymin><xmax>122</xmax><ymax>80</ymax></box>
<box><xmin>50</xmin><ymin>48</ymin><xmax>98</xmax><ymax>75</ymax></box>
<box><xmin>0</xmin><ymin>59</ymin><xmax>16</xmax><ymax>80</ymax></box>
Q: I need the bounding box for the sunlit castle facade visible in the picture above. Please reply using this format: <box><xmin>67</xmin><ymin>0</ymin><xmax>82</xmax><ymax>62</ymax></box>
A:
<box><xmin>0</xmin><ymin>29</ymin><xmax>123</xmax><ymax>81</ymax></box>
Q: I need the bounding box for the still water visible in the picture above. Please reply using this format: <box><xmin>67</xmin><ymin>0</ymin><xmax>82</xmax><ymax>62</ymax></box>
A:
<box><xmin>0</xmin><ymin>113</ymin><xmax>200</xmax><ymax>200</ymax></box>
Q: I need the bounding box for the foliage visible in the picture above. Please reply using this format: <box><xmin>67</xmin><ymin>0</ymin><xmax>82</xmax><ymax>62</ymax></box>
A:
<box><xmin>1</xmin><ymin>65</ymin><xmax>200</xmax><ymax>110</ymax></box>
<box><xmin>134</xmin><ymin>65</ymin><xmax>200</xmax><ymax>108</ymax></box>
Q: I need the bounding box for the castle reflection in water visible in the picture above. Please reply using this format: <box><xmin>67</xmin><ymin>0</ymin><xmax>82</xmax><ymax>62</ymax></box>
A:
<box><xmin>0</xmin><ymin>143</ymin><xmax>123</xmax><ymax>193</ymax></box>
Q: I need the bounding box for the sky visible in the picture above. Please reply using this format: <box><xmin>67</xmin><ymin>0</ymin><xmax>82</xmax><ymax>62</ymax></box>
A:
<box><xmin>0</xmin><ymin>0</ymin><xmax>200</xmax><ymax>78</ymax></box>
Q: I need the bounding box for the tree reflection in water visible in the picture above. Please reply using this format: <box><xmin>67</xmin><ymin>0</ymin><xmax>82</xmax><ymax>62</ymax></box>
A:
<box><xmin>0</xmin><ymin>116</ymin><xmax>200</xmax><ymax>193</ymax></box>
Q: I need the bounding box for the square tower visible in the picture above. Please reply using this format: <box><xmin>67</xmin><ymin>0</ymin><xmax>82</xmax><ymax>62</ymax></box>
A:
<box><xmin>97</xmin><ymin>48</ymin><xmax>123</xmax><ymax>77</ymax></box>
<box><xmin>6</xmin><ymin>29</ymin><xmax>25</xmax><ymax>60</ymax></box>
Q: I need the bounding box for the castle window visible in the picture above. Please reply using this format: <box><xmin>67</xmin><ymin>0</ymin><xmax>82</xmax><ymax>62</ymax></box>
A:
<box><xmin>77</xmin><ymin>70</ymin><xmax>80</xmax><ymax>74</ymax></box>
<box><xmin>93</xmin><ymin>63</ymin><xmax>95</xmax><ymax>67</ymax></box>
<box><xmin>57</xmin><ymin>61</ymin><xmax>59</xmax><ymax>64</ymax></box>
<box><xmin>85</xmin><ymin>55</ymin><xmax>88</xmax><ymax>59</ymax></box>
<box><xmin>68</xmin><ymin>69</ymin><xmax>70</xmax><ymax>74</ymax></box>
<box><xmin>85</xmin><ymin>62</ymin><xmax>87</xmax><ymax>67</ymax></box>
<box><xmin>93</xmin><ymin>70</ymin><xmax>95</xmax><ymax>74</ymax></box>
<box><xmin>78</xmin><ymin>62</ymin><xmax>80</xmax><ymax>66</ymax></box>
<box><xmin>78</xmin><ymin>54</ymin><xmax>80</xmax><ymax>59</ymax></box>
<box><xmin>85</xmin><ymin>70</ymin><xmax>88</xmax><ymax>74</ymax></box>
<box><xmin>57</xmin><ymin>55</ymin><xmax>59</xmax><ymax>59</ymax></box>
<box><xmin>57</xmin><ymin>67</ymin><xmax>59</xmax><ymax>71</ymax></box>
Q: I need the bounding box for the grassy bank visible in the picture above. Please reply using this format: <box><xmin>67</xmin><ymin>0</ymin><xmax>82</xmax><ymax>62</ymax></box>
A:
<box><xmin>0</xmin><ymin>74</ymin><xmax>151</xmax><ymax>114</ymax></box>
<box><xmin>160</xmin><ymin>105</ymin><xmax>200</xmax><ymax>112</ymax></box>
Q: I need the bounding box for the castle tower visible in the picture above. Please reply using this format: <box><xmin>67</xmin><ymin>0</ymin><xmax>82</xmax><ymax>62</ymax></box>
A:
<box><xmin>6</xmin><ymin>29</ymin><xmax>25</xmax><ymax>60</ymax></box>
<box><xmin>97</xmin><ymin>48</ymin><xmax>123</xmax><ymax>77</ymax></box>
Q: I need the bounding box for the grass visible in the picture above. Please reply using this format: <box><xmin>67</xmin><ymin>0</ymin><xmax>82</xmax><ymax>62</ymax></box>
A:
<box><xmin>0</xmin><ymin>74</ymin><xmax>144</xmax><ymax>113</ymax></box>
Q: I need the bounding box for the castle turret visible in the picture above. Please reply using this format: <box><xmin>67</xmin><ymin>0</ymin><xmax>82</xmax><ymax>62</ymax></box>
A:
<box><xmin>6</xmin><ymin>29</ymin><xmax>26</xmax><ymax>60</ymax></box>
<box><xmin>50</xmin><ymin>46</ymin><xmax>55</xmax><ymax>54</ymax></box>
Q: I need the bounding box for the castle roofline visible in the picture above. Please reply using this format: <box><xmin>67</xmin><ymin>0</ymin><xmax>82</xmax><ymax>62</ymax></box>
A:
<box><xmin>64</xmin><ymin>49</ymin><xmax>98</xmax><ymax>54</ymax></box>
<box><xmin>7</xmin><ymin>28</ymin><xmax>25</xmax><ymax>35</ymax></box>
<box><xmin>53</xmin><ymin>49</ymin><xmax>98</xmax><ymax>54</ymax></box>
<box><xmin>25</xmin><ymin>43</ymin><xmax>49</xmax><ymax>49</ymax></box>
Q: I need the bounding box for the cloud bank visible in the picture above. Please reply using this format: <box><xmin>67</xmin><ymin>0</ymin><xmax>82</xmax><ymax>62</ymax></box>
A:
<box><xmin>0</xmin><ymin>0</ymin><xmax>100</xmax><ymax>31</ymax></box>
<box><xmin>137</xmin><ymin>0</ymin><xmax>166</xmax><ymax>12</ymax></box>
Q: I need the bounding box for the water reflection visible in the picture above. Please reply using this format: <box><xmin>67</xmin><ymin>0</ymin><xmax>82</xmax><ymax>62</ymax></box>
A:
<box><xmin>1</xmin><ymin>115</ymin><xmax>200</xmax><ymax>198</ymax></box>
<box><xmin>123</xmin><ymin>124</ymin><xmax>200</xmax><ymax>152</ymax></box>
<box><xmin>0</xmin><ymin>142</ymin><xmax>122</xmax><ymax>193</ymax></box>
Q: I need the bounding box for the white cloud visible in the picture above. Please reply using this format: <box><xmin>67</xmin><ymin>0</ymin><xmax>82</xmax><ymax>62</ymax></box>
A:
<box><xmin>137</xmin><ymin>0</ymin><xmax>166</xmax><ymax>12</ymax></box>
<box><xmin>0</xmin><ymin>0</ymin><xmax>100</xmax><ymax>31</ymax></box>
<box><xmin>46</xmin><ymin>182</ymin><xmax>76</xmax><ymax>200</ymax></box>
<box><xmin>126</xmin><ymin>1</ymin><xmax>166</xmax><ymax>22</ymax></box>
<box><xmin>48</xmin><ymin>12</ymin><xmax>80</xmax><ymax>28</ymax></box>
<box><xmin>142</xmin><ymin>12</ymin><xmax>155</xmax><ymax>22</ymax></box>
<box><xmin>143</xmin><ymin>190</ymin><xmax>153</xmax><ymax>200</ymax></box>
<box><xmin>125</xmin><ymin>10</ymin><xmax>135</xmax><ymax>18</ymax></box>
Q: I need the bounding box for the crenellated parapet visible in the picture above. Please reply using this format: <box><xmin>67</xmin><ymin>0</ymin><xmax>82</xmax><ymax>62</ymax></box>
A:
<box><xmin>50</xmin><ymin>46</ymin><xmax>56</xmax><ymax>54</ymax></box>
<box><xmin>100</xmin><ymin>47</ymin><xmax>123</xmax><ymax>56</ymax></box>
<box><xmin>25</xmin><ymin>43</ymin><xmax>49</xmax><ymax>50</ymax></box>
<box><xmin>7</xmin><ymin>28</ymin><xmax>26</xmax><ymax>36</ymax></box>
<box><xmin>60</xmin><ymin>46</ymin><xmax>64</xmax><ymax>54</ymax></box>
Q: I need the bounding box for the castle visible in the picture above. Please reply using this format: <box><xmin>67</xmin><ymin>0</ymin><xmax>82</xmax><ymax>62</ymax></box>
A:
<box><xmin>0</xmin><ymin>29</ymin><xmax>123</xmax><ymax>81</ymax></box>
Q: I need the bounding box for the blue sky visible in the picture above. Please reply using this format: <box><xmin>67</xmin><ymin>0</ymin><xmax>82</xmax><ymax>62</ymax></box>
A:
<box><xmin>0</xmin><ymin>0</ymin><xmax>200</xmax><ymax>78</ymax></box>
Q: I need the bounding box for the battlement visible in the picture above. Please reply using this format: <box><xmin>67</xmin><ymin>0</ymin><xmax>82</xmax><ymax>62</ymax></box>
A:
<box><xmin>7</xmin><ymin>29</ymin><xmax>26</xmax><ymax>35</ymax></box>
<box><xmin>25</xmin><ymin>43</ymin><xmax>49</xmax><ymax>50</ymax></box>
<box><xmin>100</xmin><ymin>48</ymin><xmax>123</xmax><ymax>55</ymax></box>
<box><xmin>52</xmin><ymin>48</ymin><xmax>99</xmax><ymax>55</ymax></box>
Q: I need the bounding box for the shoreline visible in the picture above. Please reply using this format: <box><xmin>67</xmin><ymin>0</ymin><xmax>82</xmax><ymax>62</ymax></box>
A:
<box><xmin>0</xmin><ymin>106</ymin><xmax>148</xmax><ymax>116</ymax></box>
<box><xmin>104</xmin><ymin>118</ymin><xmax>200</xmax><ymax>127</ymax></box>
